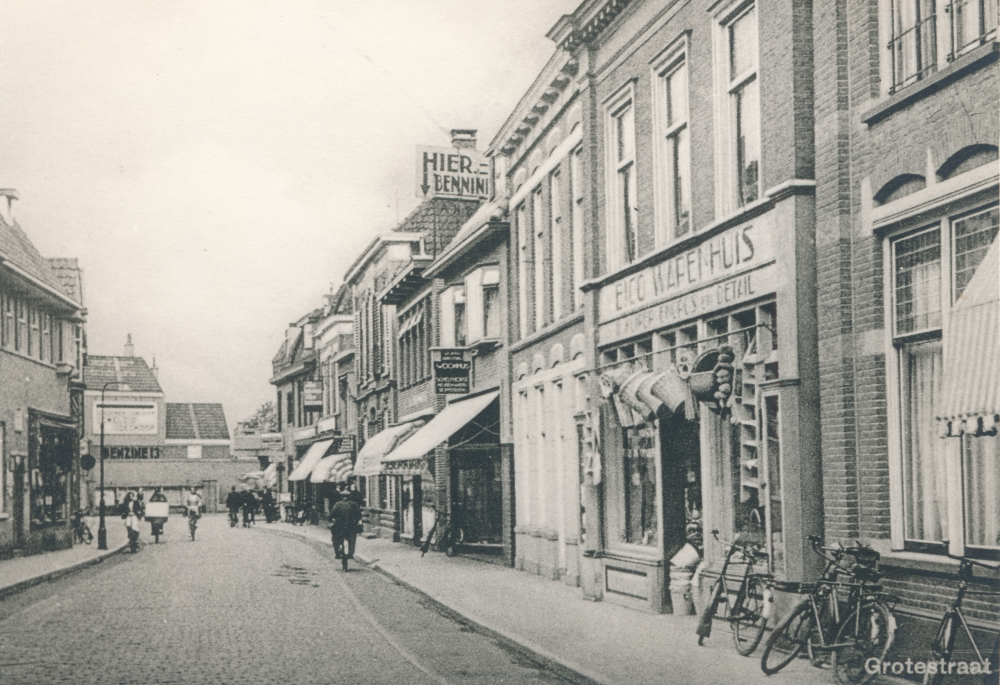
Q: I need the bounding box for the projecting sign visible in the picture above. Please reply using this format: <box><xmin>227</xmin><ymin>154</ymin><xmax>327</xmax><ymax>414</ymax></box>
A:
<box><xmin>416</xmin><ymin>146</ymin><xmax>491</xmax><ymax>199</ymax></box>
<box><xmin>434</xmin><ymin>349</ymin><xmax>471</xmax><ymax>394</ymax></box>
<box><xmin>328</xmin><ymin>435</ymin><xmax>356</xmax><ymax>454</ymax></box>
<box><xmin>303</xmin><ymin>381</ymin><xmax>323</xmax><ymax>411</ymax></box>
<box><xmin>93</xmin><ymin>401</ymin><xmax>158</xmax><ymax>435</ymax></box>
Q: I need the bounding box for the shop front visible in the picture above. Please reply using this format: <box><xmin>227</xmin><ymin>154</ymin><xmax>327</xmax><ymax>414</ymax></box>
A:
<box><xmin>384</xmin><ymin>391</ymin><xmax>502</xmax><ymax>553</ymax></box>
<box><xmin>586</xmin><ymin>207</ymin><xmax>822</xmax><ymax>614</ymax></box>
<box><xmin>24</xmin><ymin>410</ymin><xmax>78</xmax><ymax>553</ymax></box>
<box><xmin>353</xmin><ymin>419</ymin><xmax>425</xmax><ymax>540</ymax></box>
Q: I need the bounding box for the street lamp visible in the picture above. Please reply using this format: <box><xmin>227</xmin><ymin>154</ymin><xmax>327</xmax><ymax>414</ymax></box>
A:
<box><xmin>97</xmin><ymin>381</ymin><xmax>129</xmax><ymax>550</ymax></box>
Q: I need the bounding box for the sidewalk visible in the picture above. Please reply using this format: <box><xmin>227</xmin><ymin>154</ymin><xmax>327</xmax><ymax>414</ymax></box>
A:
<box><xmin>274</xmin><ymin>522</ymin><xmax>832</xmax><ymax>685</ymax></box>
<box><xmin>0</xmin><ymin>517</ymin><xmax>129</xmax><ymax>599</ymax></box>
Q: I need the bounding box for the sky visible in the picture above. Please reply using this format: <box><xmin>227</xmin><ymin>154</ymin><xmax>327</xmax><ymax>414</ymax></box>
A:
<box><xmin>0</xmin><ymin>0</ymin><xmax>580</xmax><ymax>426</ymax></box>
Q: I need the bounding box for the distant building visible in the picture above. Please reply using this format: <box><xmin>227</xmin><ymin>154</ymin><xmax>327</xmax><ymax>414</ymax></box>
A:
<box><xmin>0</xmin><ymin>189</ymin><xmax>87</xmax><ymax>557</ymax></box>
<box><xmin>82</xmin><ymin>339</ymin><xmax>237</xmax><ymax>512</ymax></box>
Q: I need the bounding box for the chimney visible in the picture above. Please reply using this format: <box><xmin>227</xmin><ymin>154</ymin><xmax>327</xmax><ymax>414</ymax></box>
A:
<box><xmin>450</xmin><ymin>129</ymin><xmax>477</xmax><ymax>150</ymax></box>
<box><xmin>151</xmin><ymin>355</ymin><xmax>158</xmax><ymax>378</ymax></box>
<box><xmin>124</xmin><ymin>334</ymin><xmax>134</xmax><ymax>357</ymax></box>
<box><xmin>0</xmin><ymin>189</ymin><xmax>18</xmax><ymax>225</ymax></box>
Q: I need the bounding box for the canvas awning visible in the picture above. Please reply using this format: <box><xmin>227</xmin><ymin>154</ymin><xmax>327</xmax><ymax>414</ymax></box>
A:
<box><xmin>383</xmin><ymin>392</ymin><xmax>499</xmax><ymax>463</ymax></box>
<box><xmin>939</xmin><ymin>239</ymin><xmax>999</xmax><ymax>437</ymax></box>
<box><xmin>287</xmin><ymin>438</ymin><xmax>334</xmax><ymax>481</ymax></box>
<box><xmin>239</xmin><ymin>462</ymin><xmax>278</xmax><ymax>488</ymax></box>
<box><xmin>310</xmin><ymin>453</ymin><xmax>353</xmax><ymax>483</ymax></box>
<box><xmin>354</xmin><ymin>419</ymin><xmax>425</xmax><ymax>477</ymax></box>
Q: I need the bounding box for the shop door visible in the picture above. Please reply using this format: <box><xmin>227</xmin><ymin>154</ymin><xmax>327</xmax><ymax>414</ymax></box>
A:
<box><xmin>453</xmin><ymin>454</ymin><xmax>502</xmax><ymax>545</ymax></box>
<box><xmin>659</xmin><ymin>414</ymin><xmax>701</xmax><ymax>562</ymax></box>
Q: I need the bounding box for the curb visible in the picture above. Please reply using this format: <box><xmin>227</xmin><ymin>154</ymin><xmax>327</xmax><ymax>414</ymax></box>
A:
<box><xmin>363</xmin><ymin>556</ymin><xmax>613</xmax><ymax>685</ymax></box>
<box><xmin>0</xmin><ymin>543</ymin><xmax>130</xmax><ymax>601</ymax></box>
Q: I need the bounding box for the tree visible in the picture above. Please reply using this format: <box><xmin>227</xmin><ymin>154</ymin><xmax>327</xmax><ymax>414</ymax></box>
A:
<box><xmin>240</xmin><ymin>401</ymin><xmax>278</xmax><ymax>433</ymax></box>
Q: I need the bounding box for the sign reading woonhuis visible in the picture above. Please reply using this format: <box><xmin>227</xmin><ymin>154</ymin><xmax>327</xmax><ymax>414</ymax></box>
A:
<box><xmin>597</xmin><ymin>217</ymin><xmax>778</xmax><ymax>346</ymax></box>
<box><xmin>433</xmin><ymin>349</ymin><xmax>471</xmax><ymax>394</ymax></box>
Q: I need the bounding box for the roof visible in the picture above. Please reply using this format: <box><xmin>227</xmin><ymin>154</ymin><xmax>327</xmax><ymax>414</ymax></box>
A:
<box><xmin>166</xmin><ymin>403</ymin><xmax>230</xmax><ymax>440</ymax></box>
<box><xmin>0</xmin><ymin>218</ymin><xmax>83</xmax><ymax>307</ymax></box>
<box><xmin>47</xmin><ymin>258</ymin><xmax>84</xmax><ymax>305</ymax></box>
<box><xmin>84</xmin><ymin>355</ymin><xmax>164</xmax><ymax>393</ymax></box>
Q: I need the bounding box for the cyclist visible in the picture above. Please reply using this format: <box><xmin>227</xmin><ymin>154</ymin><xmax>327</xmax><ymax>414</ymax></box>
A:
<box><xmin>329</xmin><ymin>496</ymin><xmax>362</xmax><ymax>562</ymax></box>
<box><xmin>185</xmin><ymin>488</ymin><xmax>202</xmax><ymax>521</ymax></box>
<box><xmin>225</xmin><ymin>486</ymin><xmax>241</xmax><ymax>527</ymax></box>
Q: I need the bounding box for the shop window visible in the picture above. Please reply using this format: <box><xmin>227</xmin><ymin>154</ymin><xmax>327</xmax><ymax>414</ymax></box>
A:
<box><xmin>763</xmin><ymin>394</ymin><xmax>784</xmax><ymax>574</ymax></box>
<box><xmin>889</xmin><ymin>203</ymin><xmax>999</xmax><ymax>553</ymax></box>
<box><xmin>623</xmin><ymin>423</ymin><xmax>659</xmax><ymax>547</ymax></box>
<box><xmin>886</xmin><ymin>0</ymin><xmax>998</xmax><ymax>94</ymax></box>
<box><xmin>30</xmin><ymin>425</ymin><xmax>72</xmax><ymax>528</ymax></box>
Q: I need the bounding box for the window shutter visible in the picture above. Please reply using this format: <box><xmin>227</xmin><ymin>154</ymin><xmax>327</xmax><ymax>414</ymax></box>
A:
<box><xmin>440</xmin><ymin>287</ymin><xmax>456</xmax><ymax>347</ymax></box>
<box><xmin>466</xmin><ymin>269</ymin><xmax>485</xmax><ymax>343</ymax></box>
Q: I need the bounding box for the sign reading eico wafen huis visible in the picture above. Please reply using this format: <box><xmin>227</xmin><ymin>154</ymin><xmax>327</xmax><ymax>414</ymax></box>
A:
<box><xmin>597</xmin><ymin>217</ymin><xmax>778</xmax><ymax>346</ymax></box>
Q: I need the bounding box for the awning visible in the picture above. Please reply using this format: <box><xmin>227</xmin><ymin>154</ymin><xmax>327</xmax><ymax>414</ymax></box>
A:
<box><xmin>310</xmin><ymin>453</ymin><xmax>353</xmax><ymax>483</ymax></box>
<box><xmin>939</xmin><ymin>239</ymin><xmax>999</xmax><ymax>437</ymax></box>
<box><xmin>354</xmin><ymin>419</ymin><xmax>425</xmax><ymax>477</ymax></box>
<box><xmin>239</xmin><ymin>463</ymin><xmax>278</xmax><ymax>488</ymax></box>
<box><xmin>287</xmin><ymin>439</ymin><xmax>334</xmax><ymax>481</ymax></box>
<box><xmin>383</xmin><ymin>391</ymin><xmax>499</xmax><ymax>463</ymax></box>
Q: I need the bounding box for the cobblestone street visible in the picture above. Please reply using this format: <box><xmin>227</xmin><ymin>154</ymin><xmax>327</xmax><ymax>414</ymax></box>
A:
<box><xmin>0</xmin><ymin>516</ymin><xmax>570</xmax><ymax>685</ymax></box>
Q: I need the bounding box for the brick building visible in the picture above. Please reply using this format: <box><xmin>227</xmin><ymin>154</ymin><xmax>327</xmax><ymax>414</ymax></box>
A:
<box><xmin>0</xmin><ymin>190</ymin><xmax>87</xmax><ymax>557</ymax></box>
<box><xmin>814</xmin><ymin>0</ymin><xmax>999</xmax><ymax>656</ymax></box>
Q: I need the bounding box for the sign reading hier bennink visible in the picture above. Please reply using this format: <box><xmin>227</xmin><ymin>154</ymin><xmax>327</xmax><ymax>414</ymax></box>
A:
<box><xmin>416</xmin><ymin>146</ymin><xmax>491</xmax><ymax>199</ymax></box>
<box><xmin>434</xmin><ymin>349</ymin><xmax>471</xmax><ymax>394</ymax></box>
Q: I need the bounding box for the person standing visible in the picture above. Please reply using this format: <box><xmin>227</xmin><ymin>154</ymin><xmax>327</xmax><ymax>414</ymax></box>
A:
<box><xmin>241</xmin><ymin>489</ymin><xmax>254</xmax><ymax>528</ymax></box>
<box><xmin>226</xmin><ymin>486</ymin><xmax>242</xmax><ymax>526</ymax></box>
<box><xmin>121</xmin><ymin>492</ymin><xmax>142</xmax><ymax>553</ymax></box>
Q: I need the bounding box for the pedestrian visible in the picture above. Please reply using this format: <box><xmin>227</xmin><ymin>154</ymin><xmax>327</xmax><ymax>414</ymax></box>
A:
<box><xmin>226</xmin><ymin>486</ymin><xmax>241</xmax><ymax>526</ymax></box>
<box><xmin>120</xmin><ymin>492</ymin><xmax>142</xmax><ymax>553</ymax></box>
<box><xmin>348</xmin><ymin>484</ymin><xmax>365</xmax><ymax>507</ymax></box>
<box><xmin>241</xmin><ymin>488</ymin><xmax>254</xmax><ymax>527</ymax></box>
<box><xmin>261</xmin><ymin>487</ymin><xmax>277</xmax><ymax>523</ymax></box>
<box><xmin>329</xmin><ymin>496</ymin><xmax>363</xmax><ymax>561</ymax></box>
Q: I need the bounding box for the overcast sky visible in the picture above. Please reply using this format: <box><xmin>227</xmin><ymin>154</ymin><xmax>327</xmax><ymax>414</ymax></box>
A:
<box><xmin>0</xmin><ymin>0</ymin><xmax>579</xmax><ymax>425</ymax></box>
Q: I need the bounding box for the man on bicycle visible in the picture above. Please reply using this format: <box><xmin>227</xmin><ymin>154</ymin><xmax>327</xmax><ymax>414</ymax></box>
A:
<box><xmin>329</xmin><ymin>496</ymin><xmax>362</xmax><ymax>560</ymax></box>
<box><xmin>185</xmin><ymin>488</ymin><xmax>202</xmax><ymax>521</ymax></box>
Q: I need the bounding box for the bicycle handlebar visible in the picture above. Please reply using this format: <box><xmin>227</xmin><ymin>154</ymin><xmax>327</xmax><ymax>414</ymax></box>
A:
<box><xmin>711</xmin><ymin>528</ymin><xmax>768</xmax><ymax>561</ymax></box>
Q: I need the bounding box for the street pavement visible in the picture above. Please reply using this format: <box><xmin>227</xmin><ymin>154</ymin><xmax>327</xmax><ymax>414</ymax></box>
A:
<box><xmin>0</xmin><ymin>515</ymin><xmax>905</xmax><ymax>685</ymax></box>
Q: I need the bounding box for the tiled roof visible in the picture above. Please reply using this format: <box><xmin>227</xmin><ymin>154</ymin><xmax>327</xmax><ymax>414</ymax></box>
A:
<box><xmin>394</xmin><ymin>197</ymin><xmax>481</xmax><ymax>255</ymax></box>
<box><xmin>83</xmin><ymin>356</ymin><xmax>164</xmax><ymax>393</ymax></box>
<box><xmin>47</xmin><ymin>258</ymin><xmax>84</xmax><ymax>304</ymax></box>
<box><xmin>0</xmin><ymin>219</ymin><xmax>75</xmax><ymax>299</ymax></box>
<box><xmin>166</xmin><ymin>403</ymin><xmax>230</xmax><ymax>441</ymax></box>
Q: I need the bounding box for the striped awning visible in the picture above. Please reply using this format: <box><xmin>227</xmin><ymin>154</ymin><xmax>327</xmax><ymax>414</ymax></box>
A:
<box><xmin>310</xmin><ymin>453</ymin><xmax>353</xmax><ymax>483</ymax></box>
<box><xmin>287</xmin><ymin>439</ymin><xmax>333</xmax><ymax>481</ymax></box>
<box><xmin>383</xmin><ymin>392</ymin><xmax>498</xmax><ymax>463</ymax></box>
<box><xmin>354</xmin><ymin>419</ymin><xmax>425</xmax><ymax>477</ymax></box>
<box><xmin>939</xmin><ymin>239</ymin><xmax>999</xmax><ymax>437</ymax></box>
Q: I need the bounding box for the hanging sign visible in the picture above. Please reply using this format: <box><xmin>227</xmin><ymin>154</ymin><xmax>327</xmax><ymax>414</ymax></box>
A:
<box><xmin>303</xmin><ymin>381</ymin><xmax>324</xmax><ymax>411</ymax></box>
<box><xmin>433</xmin><ymin>349</ymin><xmax>471</xmax><ymax>394</ymax></box>
<box><xmin>329</xmin><ymin>435</ymin><xmax>356</xmax><ymax>454</ymax></box>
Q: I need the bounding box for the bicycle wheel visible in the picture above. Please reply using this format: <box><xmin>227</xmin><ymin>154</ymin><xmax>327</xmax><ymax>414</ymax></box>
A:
<box><xmin>761</xmin><ymin>601</ymin><xmax>815</xmax><ymax>675</ymax></box>
<box><xmin>84</xmin><ymin>525</ymin><xmax>93</xmax><ymax>544</ymax></box>
<box><xmin>733</xmin><ymin>575</ymin><xmax>769</xmax><ymax>656</ymax></box>
<box><xmin>831</xmin><ymin>600</ymin><xmax>896</xmax><ymax>685</ymax></box>
<box><xmin>696</xmin><ymin>577</ymin><xmax>726</xmax><ymax>645</ymax></box>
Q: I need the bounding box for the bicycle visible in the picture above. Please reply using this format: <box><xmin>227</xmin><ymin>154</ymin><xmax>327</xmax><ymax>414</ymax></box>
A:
<box><xmin>187</xmin><ymin>509</ymin><xmax>199</xmax><ymax>541</ymax></box>
<box><xmin>696</xmin><ymin>529</ymin><xmax>773</xmax><ymax>656</ymax></box>
<box><xmin>419</xmin><ymin>506</ymin><xmax>463</xmax><ymax>557</ymax></box>
<box><xmin>760</xmin><ymin>535</ymin><xmax>897</xmax><ymax>685</ymax></box>
<box><xmin>922</xmin><ymin>555</ymin><xmax>1000</xmax><ymax>685</ymax></box>
<box><xmin>71</xmin><ymin>511</ymin><xmax>93</xmax><ymax>545</ymax></box>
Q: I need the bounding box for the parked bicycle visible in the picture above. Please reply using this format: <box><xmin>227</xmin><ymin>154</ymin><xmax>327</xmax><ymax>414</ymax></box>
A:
<box><xmin>71</xmin><ymin>510</ymin><xmax>93</xmax><ymax>545</ymax></box>
<box><xmin>696</xmin><ymin>529</ymin><xmax>773</xmax><ymax>656</ymax></box>
<box><xmin>419</xmin><ymin>506</ymin><xmax>463</xmax><ymax>557</ymax></box>
<box><xmin>922</xmin><ymin>554</ymin><xmax>1000</xmax><ymax>685</ymax></box>
<box><xmin>760</xmin><ymin>535</ymin><xmax>897</xmax><ymax>685</ymax></box>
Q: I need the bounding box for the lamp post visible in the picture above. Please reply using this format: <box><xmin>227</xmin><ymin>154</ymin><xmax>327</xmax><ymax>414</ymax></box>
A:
<box><xmin>97</xmin><ymin>381</ymin><xmax>128</xmax><ymax>550</ymax></box>
<box><xmin>275</xmin><ymin>461</ymin><xmax>284</xmax><ymax>517</ymax></box>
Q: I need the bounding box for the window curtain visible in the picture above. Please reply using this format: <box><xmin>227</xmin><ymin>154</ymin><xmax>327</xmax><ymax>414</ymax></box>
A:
<box><xmin>902</xmin><ymin>339</ymin><xmax>949</xmax><ymax>542</ymax></box>
<box><xmin>963</xmin><ymin>433</ymin><xmax>1000</xmax><ymax>547</ymax></box>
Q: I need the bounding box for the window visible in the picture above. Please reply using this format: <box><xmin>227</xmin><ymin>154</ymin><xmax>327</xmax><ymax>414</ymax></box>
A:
<box><xmin>624</xmin><ymin>421</ymin><xmax>659</xmax><ymax>547</ymax></box>
<box><xmin>714</xmin><ymin>3</ymin><xmax>760</xmax><ymax>214</ymax></box>
<box><xmin>654</xmin><ymin>46</ymin><xmax>691</xmax><ymax>243</ymax></box>
<box><xmin>483</xmin><ymin>282</ymin><xmax>500</xmax><ymax>339</ymax></box>
<box><xmin>517</xmin><ymin>202</ymin><xmax>530</xmax><ymax>338</ymax></box>
<box><xmin>889</xmin><ymin>204</ymin><xmax>999</xmax><ymax>552</ymax></box>
<box><xmin>570</xmin><ymin>146</ymin><xmax>585</xmax><ymax>310</ymax></box>
<box><xmin>607</xmin><ymin>92</ymin><xmax>639</xmax><ymax>269</ymax></box>
<box><xmin>28</xmin><ymin>307</ymin><xmax>38</xmax><ymax>358</ymax></box>
<box><xmin>2</xmin><ymin>292</ymin><xmax>12</xmax><ymax>348</ymax></box>
<box><xmin>533</xmin><ymin>187</ymin><xmax>547</xmax><ymax>329</ymax></box>
<box><xmin>398</xmin><ymin>299</ymin><xmax>429</xmax><ymax>389</ymax></box>
<box><xmin>41</xmin><ymin>312</ymin><xmax>50</xmax><ymax>362</ymax></box>
<box><xmin>887</xmin><ymin>0</ymin><xmax>999</xmax><ymax>93</ymax></box>
<box><xmin>551</xmin><ymin>170</ymin><xmax>564</xmax><ymax>320</ymax></box>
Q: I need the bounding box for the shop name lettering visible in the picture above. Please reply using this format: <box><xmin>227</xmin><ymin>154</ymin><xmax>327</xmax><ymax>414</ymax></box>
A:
<box><xmin>608</xmin><ymin>271</ymin><xmax>760</xmax><ymax>342</ymax></box>
<box><xmin>421</xmin><ymin>151</ymin><xmax>490</xmax><ymax>197</ymax></box>
<box><xmin>613</xmin><ymin>225</ymin><xmax>756</xmax><ymax>313</ymax></box>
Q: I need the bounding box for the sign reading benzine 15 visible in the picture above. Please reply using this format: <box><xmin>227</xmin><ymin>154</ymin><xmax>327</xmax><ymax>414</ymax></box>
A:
<box><xmin>416</xmin><ymin>146</ymin><xmax>491</xmax><ymax>199</ymax></box>
<box><xmin>93</xmin><ymin>401</ymin><xmax>158</xmax><ymax>435</ymax></box>
<box><xmin>434</xmin><ymin>349</ymin><xmax>471</xmax><ymax>394</ymax></box>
